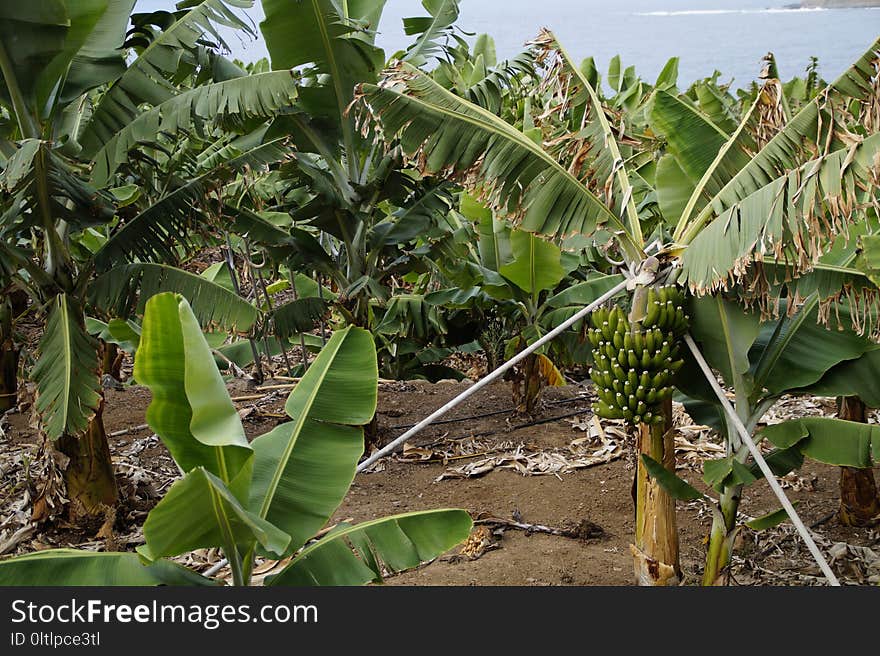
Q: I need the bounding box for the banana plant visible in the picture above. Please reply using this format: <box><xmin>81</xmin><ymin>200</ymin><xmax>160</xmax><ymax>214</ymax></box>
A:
<box><xmin>0</xmin><ymin>0</ymin><xmax>300</xmax><ymax>520</ymax></box>
<box><xmin>425</xmin><ymin>195</ymin><xmax>624</xmax><ymax>413</ymax></box>
<box><xmin>372</xmin><ymin>292</ymin><xmax>473</xmax><ymax>382</ymax></box>
<box><xmin>359</xmin><ymin>29</ymin><xmax>880</xmax><ymax>585</ymax></box>
<box><xmin>359</xmin><ymin>29</ymin><xmax>689</xmax><ymax>583</ymax></box>
<box><xmin>664</xmin><ymin>295</ymin><xmax>874</xmax><ymax>584</ymax></box>
<box><xmin>0</xmin><ymin>293</ymin><xmax>472</xmax><ymax>586</ymax></box>
<box><xmin>255</xmin><ymin>0</ymin><xmax>407</xmax><ymax>329</ymax></box>
<box><xmin>255</xmin><ymin>0</ymin><xmax>532</xmax><ymax>336</ymax></box>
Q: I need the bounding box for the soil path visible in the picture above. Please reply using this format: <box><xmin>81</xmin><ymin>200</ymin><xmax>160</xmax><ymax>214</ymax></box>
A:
<box><xmin>2</xmin><ymin>379</ymin><xmax>878</xmax><ymax>585</ymax></box>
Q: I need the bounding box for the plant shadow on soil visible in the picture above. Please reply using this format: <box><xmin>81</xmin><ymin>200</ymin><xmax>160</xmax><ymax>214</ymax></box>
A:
<box><xmin>2</xmin><ymin>378</ymin><xmax>878</xmax><ymax>586</ymax></box>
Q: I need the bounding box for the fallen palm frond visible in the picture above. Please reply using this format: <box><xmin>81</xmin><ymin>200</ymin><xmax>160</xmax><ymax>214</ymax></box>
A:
<box><xmin>435</xmin><ymin>430</ymin><xmax>624</xmax><ymax>480</ymax></box>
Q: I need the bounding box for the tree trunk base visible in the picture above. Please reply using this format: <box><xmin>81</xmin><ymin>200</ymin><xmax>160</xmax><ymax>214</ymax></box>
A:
<box><xmin>630</xmin><ymin>544</ymin><xmax>680</xmax><ymax>586</ymax></box>
<box><xmin>839</xmin><ymin>466</ymin><xmax>880</xmax><ymax>527</ymax></box>
<box><xmin>510</xmin><ymin>353</ymin><xmax>544</xmax><ymax>416</ymax></box>
<box><xmin>0</xmin><ymin>345</ymin><xmax>19</xmax><ymax>413</ymax></box>
<box><xmin>101</xmin><ymin>341</ymin><xmax>124</xmax><ymax>382</ymax></box>
<box><xmin>632</xmin><ymin>398</ymin><xmax>681</xmax><ymax>585</ymax></box>
<box><xmin>364</xmin><ymin>414</ymin><xmax>381</xmax><ymax>456</ymax></box>
<box><xmin>54</xmin><ymin>402</ymin><xmax>118</xmax><ymax>522</ymax></box>
<box><xmin>703</xmin><ymin>526</ymin><xmax>736</xmax><ymax>586</ymax></box>
<box><xmin>837</xmin><ymin>397</ymin><xmax>879</xmax><ymax>527</ymax></box>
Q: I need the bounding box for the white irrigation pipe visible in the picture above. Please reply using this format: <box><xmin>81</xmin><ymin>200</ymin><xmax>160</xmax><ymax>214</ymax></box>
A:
<box><xmin>682</xmin><ymin>333</ymin><xmax>840</xmax><ymax>586</ymax></box>
<box><xmin>203</xmin><ymin>559</ymin><xmax>228</xmax><ymax>578</ymax></box>
<box><xmin>356</xmin><ymin>276</ymin><xmax>632</xmax><ymax>473</ymax></box>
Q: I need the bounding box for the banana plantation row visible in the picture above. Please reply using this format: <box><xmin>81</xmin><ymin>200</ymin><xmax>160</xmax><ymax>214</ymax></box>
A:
<box><xmin>0</xmin><ymin>0</ymin><xmax>878</xmax><ymax>586</ymax></box>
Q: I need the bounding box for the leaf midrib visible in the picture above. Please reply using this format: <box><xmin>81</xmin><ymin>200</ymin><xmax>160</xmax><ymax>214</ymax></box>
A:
<box><xmin>310</xmin><ymin>0</ymin><xmax>358</xmax><ymax>180</ymax></box>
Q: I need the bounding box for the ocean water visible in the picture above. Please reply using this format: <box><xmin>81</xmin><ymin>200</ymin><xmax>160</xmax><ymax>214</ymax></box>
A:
<box><xmin>135</xmin><ymin>0</ymin><xmax>880</xmax><ymax>89</ymax></box>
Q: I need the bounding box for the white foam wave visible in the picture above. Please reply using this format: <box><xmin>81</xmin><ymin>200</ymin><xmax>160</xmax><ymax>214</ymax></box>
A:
<box><xmin>636</xmin><ymin>8</ymin><xmax>829</xmax><ymax>17</ymax></box>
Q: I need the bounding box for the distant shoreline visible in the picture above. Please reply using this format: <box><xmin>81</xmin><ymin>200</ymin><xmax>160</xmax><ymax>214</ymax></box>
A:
<box><xmin>794</xmin><ymin>1</ymin><xmax>880</xmax><ymax>7</ymax></box>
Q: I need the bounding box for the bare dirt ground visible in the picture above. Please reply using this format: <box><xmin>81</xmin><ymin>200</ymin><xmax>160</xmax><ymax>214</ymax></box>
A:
<box><xmin>1</xmin><ymin>376</ymin><xmax>879</xmax><ymax>586</ymax></box>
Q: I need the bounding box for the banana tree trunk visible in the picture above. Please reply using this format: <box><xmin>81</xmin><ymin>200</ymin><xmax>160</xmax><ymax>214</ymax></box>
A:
<box><xmin>101</xmin><ymin>341</ymin><xmax>123</xmax><ymax>382</ymax></box>
<box><xmin>511</xmin><ymin>352</ymin><xmax>544</xmax><ymax>415</ymax></box>
<box><xmin>0</xmin><ymin>290</ymin><xmax>24</xmax><ymax>413</ymax></box>
<box><xmin>0</xmin><ymin>342</ymin><xmax>18</xmax><ymax>413</ymax></box>
<box><xmin>54</xmin><ymin>399</ymin><xmax>118</xmax><ymax>521</ymax></box>
<box><xmin>702</xmin><ymin>411</ymin><xmax>745</xmax><ymax>586</ymax></box>
<box><xmin>631</xmin><ymin>396</ymin><xmax>681</xmax><ymax>585</ymax></box>
<box><xmin>838</xmin><ymin>396</ymin><xmax>880</xmax><ymax>526</ymax></box>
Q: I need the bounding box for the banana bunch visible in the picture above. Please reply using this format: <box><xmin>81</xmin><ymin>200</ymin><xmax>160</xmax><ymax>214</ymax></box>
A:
<box><xmin>642</xmin><ymin>285</ymin><xmax>689</xmax><ymax>336</ymax></box>
<box><xmin>587</xmin><ymin>286</ymin><xmax>688</xmax><ymax>425</ymax></box>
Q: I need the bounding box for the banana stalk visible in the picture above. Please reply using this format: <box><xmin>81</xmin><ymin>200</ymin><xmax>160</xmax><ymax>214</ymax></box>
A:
<box><xmin>703</xmin><ymin>483</ymin><xmax>741</xmax><ymax>586</ymax></box>
<box><xmin>629</xmin><ymin>285</ymin><xmax>682</xmax><ymax>585</ymax></box>
<box><xmin>632</xmin><ymin>396</ymin><xmax>682</xmax><ymax>585</ymax></box>
<box><xmin>701</xmin><ymin>400</ymin><xmax>748</xmax><ymax>586</ymax></box>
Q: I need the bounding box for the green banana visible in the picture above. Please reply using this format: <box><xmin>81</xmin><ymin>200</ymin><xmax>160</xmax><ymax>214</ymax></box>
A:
<box><xmin>627</xmin><ymin>369</ymin><xmax>639</xmax><ymax>388</ymax></box>
<box><xmin>608</xmin><ymin>307</ymin><xmax>621</xmax><ymax>335</ymax></box>
<box><xmin>595</xmin><ymin>400</ymin><xmax>623</xmax><ymax>420</ymax></box>
<box><xmin>644</xmin><ymin>329</ymin><xmax>655</xmax><ymax>354</ymax></box>
<box><xmin>626</xmin><ymin>349</ymin><xmax>638</xmax><ymax>368</ymax></box>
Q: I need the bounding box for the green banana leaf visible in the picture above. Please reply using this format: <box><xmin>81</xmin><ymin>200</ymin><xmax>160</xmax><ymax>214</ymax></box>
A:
<box><xmin>260</xmin><ymin>0</ymin><xmax>385</xmax><ymax>139</ymax></box>
<box><xmin>499</xmin><ymin>230</ymin><xmax>565</xmax><ymax>297</ymax></box>
<box><xmin>745</xmin><ymin>506</ymin><xmax>796</xmax><ymax>532</ymax></box>
<box><xmin>31</xmin><ymin>293</ymin><xmax>102</xmax><ymax>440</ymax></box>
<box><xmin>141</xmin><ymin>467</ymin><xmax>290</xmax><ymax>562</ymax></box>
<box><xmin>688</xmin><ymin>294</ymin><xmax>760</xmax><ymax>390</ymax></box>
<box><xmin>761</xmin><ymin>417</ymin><xmax>880</xmax><ymax>468</ymax></box>
<box><xmin>134</xmin><ymin>293</ymin><xmax>251</xmax><ymax>484</ymax></box>
<box><xmin>265</xmin><ymin>509</ymin><xmax>473</xmax><ymax>586</ymax></box>
<box><xmin>800</xmin><ymin>346</ymin><xmax>880</xmax><ymax>408</ymax></box>
<box><xmin>654</xmin><ymin>154</ymin><xmax>693</xmax><ymax>226</ymax></box>
<box><xmin>749</xmin><ymin>302</ymin><xmax>870</xmax><ymax>394</ymax></box>
<box><xmin>650</xmin><ymin>90</ymin><xmax>728</xmax><ymax>185</ymax></box>
<box><xmin>640</xmin><ymin>455</ymin><xmax>704</xmax><ymax>501</ymax></box>
<box><xmin>0</xmin><ymin>550</ymin><xmax>214</xmax><ymax>586</ymax></box>
<box><xmin>249</xmin><ymin>327</ymin><xmax>378</xmax><ymax>556</ymax></box>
